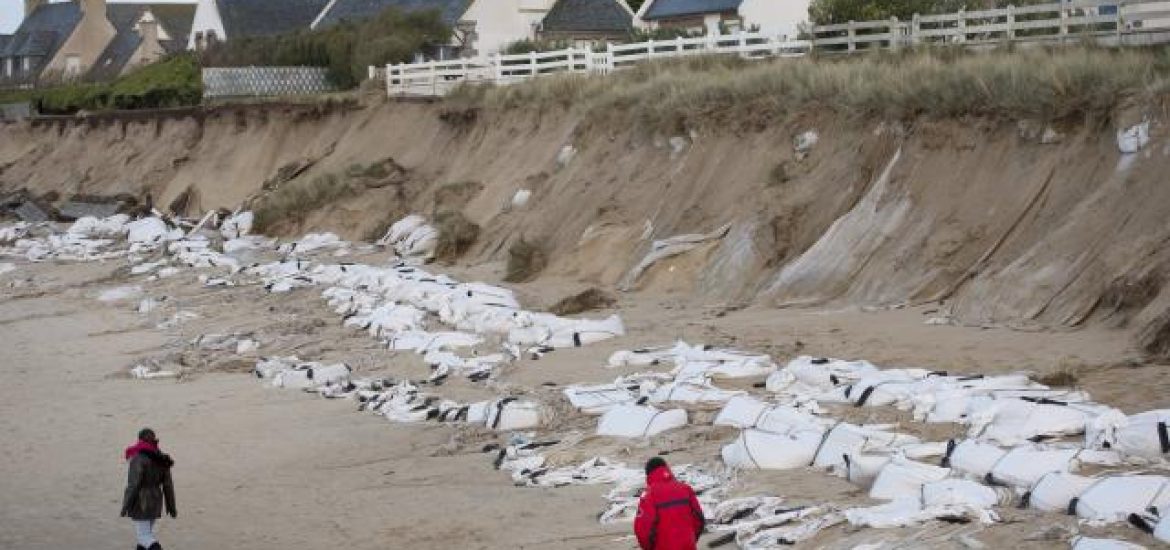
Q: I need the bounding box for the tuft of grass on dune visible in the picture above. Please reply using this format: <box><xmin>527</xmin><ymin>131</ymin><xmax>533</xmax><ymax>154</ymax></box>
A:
<box><xmin>448</xmin><ymin>47</ymin><xmax>1170</xmax><ymax>128</ymax></box>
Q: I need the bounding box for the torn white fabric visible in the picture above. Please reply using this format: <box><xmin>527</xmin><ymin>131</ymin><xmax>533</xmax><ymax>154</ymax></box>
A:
<box><xmin>620</xmin><ymin>223</ymin><xmax>732</xmax><ymax>289</ymax></box>
<box><xmin>1071</xmin><ymin>536</ymin><xmax>1148</xmax><ymax>550</ymax></box>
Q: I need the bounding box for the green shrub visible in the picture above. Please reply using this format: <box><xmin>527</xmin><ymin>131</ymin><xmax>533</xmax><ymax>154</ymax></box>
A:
<box><xmin>505</xmin><ymin>237</ymin><xmax>547</xmax><ymax>283</ymax></box>
<box><xmin>201</xmin><ymin>7</ymin><xmax>452</xmax><ymax>89</ymax></box>
<box><xmin>30</xmin><ymin>54</ymin><xmax>201</xmax><ymax>114</ymax></box>
<box><xmin>252</xmin><ymin>172</ymin><xmax>360</xmax><ymax>232</ymax></box>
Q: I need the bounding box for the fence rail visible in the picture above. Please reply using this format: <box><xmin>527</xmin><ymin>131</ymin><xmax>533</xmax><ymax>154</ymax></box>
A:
<box><xmin>378</xmin><ymin>0</ymin><xmax>1170</xmax><ymax>97</ymax></box>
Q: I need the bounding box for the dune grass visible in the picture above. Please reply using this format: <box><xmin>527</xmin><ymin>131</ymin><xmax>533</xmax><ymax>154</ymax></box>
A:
<box><xmin>449</xmin><ymin>47</ymin><xmax>1170</xmax><ymax>128</ymax></box>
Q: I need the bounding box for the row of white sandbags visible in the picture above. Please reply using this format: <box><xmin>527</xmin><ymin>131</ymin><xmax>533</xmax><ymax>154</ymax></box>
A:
<box><xmin>253</xmin><ymin>356</ymin><xmax>544</xmax><ymax>430</ymax></box>
<box><xmin>609</xmin><ymin>341</ymin><xmax>777</xmax><ymax>380</ymax></box>
<box><xmin>765</xmin><ymin>356</ymin><xmax>1135</xmax><ymax>448</ymax></box>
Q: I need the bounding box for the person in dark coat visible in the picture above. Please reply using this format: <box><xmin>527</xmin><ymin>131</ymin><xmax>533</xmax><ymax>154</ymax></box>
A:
<box><xmin>120</xmin><ymin>428</ymin><xmax>176</xmax><ymax>550</ymax></box>
<box><xmin>634</xmin><ymin>457</ymin><xmax>706</xmax><ymax>550</ymax></box>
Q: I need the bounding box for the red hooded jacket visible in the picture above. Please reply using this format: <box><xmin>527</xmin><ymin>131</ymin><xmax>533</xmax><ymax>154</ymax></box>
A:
<box><xmin>634</xmin><ymin>463</ymin><xmax>706</xmax><ymax>550</ymax></box>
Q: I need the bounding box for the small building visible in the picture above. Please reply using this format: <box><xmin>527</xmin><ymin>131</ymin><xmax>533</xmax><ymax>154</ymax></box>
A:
<box><xmin>538</xmin><ymin>0</ymin><xmax>635</xmax><ymax>46</ymax></box>
<box><xmin>1</xmin><ymin>0</ymin><xmax>195</xmax><ymax>84</ymax></box>
<box><xmin>636</xmin><ymin>0</ymin><xmax>809</xmax><ymax>39</ymax></box>
<box><xmin>187</xmin><ymin>0</ymin><xmax>332</xmax><ymax>50</ymax></box>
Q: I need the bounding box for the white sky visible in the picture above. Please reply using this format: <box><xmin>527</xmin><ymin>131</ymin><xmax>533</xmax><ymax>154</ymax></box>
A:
<box><xmin>1</xmin><ymin>0</ymin><xmax>196</xmax><ymax>34</ymax></box>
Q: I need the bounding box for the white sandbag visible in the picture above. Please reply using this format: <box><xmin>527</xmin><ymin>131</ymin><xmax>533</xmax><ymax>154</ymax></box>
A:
<box><xmin>822</xmin><ymin>369</ymin><xmax>929</xmax><ymax>407</ymax></box>
<box><xmin>714</xmin><ymin>395</ymin><xmax>773</xmax><ymax>429</ymax></box>
<box><xmin>1088</xmin><ymin>409</ymin><xmax>1170</xmax><ymax>462</ymax></box>
<box><xmin>1075</xmin><ymin>476</ymin><xmax>1170</xmax><ymax>523</ymax></box>
<box><xmin>650</xmin><ymin>380</ymin><xmax>744</xmax><ymax>405</ymax></box>
<box><xmin>607</xmin><ymin>346</ymin><xmax>677</xmax><ymax>368</ymax></box>
<box><xmin>69</xmin><ymin>214</ymin><xmax>129</xmax><ymax>237</ymax></box>
<box><xmin>1155</xmin><ymin>512</ymin><xmax>1170</xmax><ymax>544</ymax></box>
<box><xmin>922</xmin><ymin>479</ymin><xmax>1003</xmax><ymax>510</ymax></box>
<box><xmin>785</xmin><ymin>356</ymin><xmax>879</xmax><ymax>390</ymax></box>
<box><xmin>511</xmin><ymin>189</ymin><xmax>532</xmax><ymax>209</ymax></box>
<box><xmin>971</xmin><ymin>398</ymin><xmax>1104</xmax><ymax>445</ymax></box>
<box><xmin>947</xmin><ymin>439</ymin><xmax>1006</xmax><ymax>477</ymax></box>
<box><xmin>868</xmin><ymin>457</ymin><xmax>950</xmax><ymax>501</ymax></box>
<box><xmin>545</xmin><ymin>314</ymin><xmax>625</xmax><ymax>348</ymax></box>
<box><xmin>1117</xmin><ymin>121</ymin><xmax>1150</xmax><ymax>154</ymax></box>
<box><xmin>990</xmin><ymin>447</ymin><xmax>1080</xmax><ymax>488</ymax></box>
<box><xmin>1072</xmin><ymin>537</ymin><xmax>1147</xmax><ymax>550</ymax></box>
<box><xmin>398</xmin><ymin>224</ymin><xmax>438</xmax><ymax>262</ymax></box>
<box><xmin>722</xmin><ymin>428</ymin><xmax>822</xmax><ymax>470</ymax></box>
<box><xmin>220</xmin><ymin>211</ymin><xmax>253</xmax><ymax>239</ymax></box>
<box><xmin>564</xmin><ymin>383</ymin><xmax>638</xmax><ymax>415</ymax></box>
<box><xmin>844</xmin><ymin>453</ymin><xmax>892</xmax><ymax>487</ymax></box>
<box><xmin>125</xmin><ymin>217</ymin><xmax>172</xmax><ymax>244</ymax></box>
<box><xmin>485</xmin><ymin>398</ymin><xmax>544</xmax><ymax>430</ymax></box>
<box><xmin>596</xmin><ymin>405</ymin><xmax>686</xmax><ymax>438</ymax></box>
<box><xmin>1027</xmin><ymin>472</ymin><xmax>1096</xmax><ymax>512</ymax></box>
<box><xmin>813</xmin><ymin>424</ymin><xmax>919</xmax><ymax>472</ymax></box>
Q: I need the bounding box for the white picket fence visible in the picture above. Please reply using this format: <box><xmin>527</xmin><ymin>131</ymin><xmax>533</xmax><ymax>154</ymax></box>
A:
<box><xmin>378</xmin><ymin>0</ymin><xmax>1170</xmax><ymax>97</ymax></box>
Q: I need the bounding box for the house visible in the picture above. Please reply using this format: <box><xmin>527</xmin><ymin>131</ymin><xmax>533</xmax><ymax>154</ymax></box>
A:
<box><xmin>187</xmin><ymin>0</ymin><xmax>331</xmax><ymax>50</ymax></box>
<box><xmin>1</xmin><ymin>0</ymin><xmax>195</xmax><ymax>84</ymax></box>
<box><xmin>538</xmin><ymin>0</ymin><xmax>634</xmax><ymax>45</ymax></box>
<box><xmin>311</xmin><ymin>0</ymin><xmax>559</xmax><ymax>57</ymax></box>
<box><xmin>636</xmin><ymin>0</ymin><xmax>810</xmax><ymax>39</ymax></box>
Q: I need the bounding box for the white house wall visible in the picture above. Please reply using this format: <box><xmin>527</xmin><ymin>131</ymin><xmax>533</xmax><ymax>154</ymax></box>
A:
<box><xmin>462</xmin><ymin>0</ymin><xmax>553</xmax><ymax>56</ymax></box>
<box><xmin>187</xmin><ymin>0</ymin><xmax>226</xmax><ymax>49</ymax></box>
<box><xmin>739</xmin><ymin>0</ymin><xmax>809</xmax><ymax>39</ymax></box>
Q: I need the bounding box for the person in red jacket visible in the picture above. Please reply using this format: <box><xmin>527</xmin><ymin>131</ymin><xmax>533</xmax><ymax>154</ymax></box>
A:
<box><xmin>634</xmin><ymin>457</ymin><xmax>706</xmax><ymax>550</ymax></box>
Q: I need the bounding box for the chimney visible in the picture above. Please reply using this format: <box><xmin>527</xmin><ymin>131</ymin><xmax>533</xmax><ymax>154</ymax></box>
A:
<box><xmin>79</xmin><ymin>0</ymin><xmax>108</xmax><ymax>16</ymax></box>
<box><xmin>138</xmin><ymin>11</ymin><xmax>159</xmax><ymax>46</ymax></box>
<box><xmin>25</xmin><ymin>0</ymin><xmax>47</xmax><ymax>17</ymax></box>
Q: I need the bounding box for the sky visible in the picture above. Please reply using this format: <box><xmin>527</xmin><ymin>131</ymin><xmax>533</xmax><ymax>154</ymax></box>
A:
<box><xmin>1</xmin><ymin>0</ymin><xmax>196</xmax><ymax>34</ymax></box>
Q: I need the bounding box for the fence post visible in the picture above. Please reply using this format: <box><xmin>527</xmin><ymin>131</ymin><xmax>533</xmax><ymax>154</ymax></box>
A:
<box><xmin>529</xmin><ymin>51</ymin><xmax>537</xmax><ymax>78</ymax></box>
<box><xmin>429</xmin><ymin>60</ymin><xmax>437</xmax><ymax>96</ymax></box>
<box><xmin>889</xmin><ymin>17</ymin><xmax>901</xmax><ymax>50</ymax></box>
<box><xmin>911</xmin><ymin>13</ymin><xmax>921</xmax><ymax>45</ymax></box>
<box><xmin>957</xmin><ymin>8</ymin><xmax>967</xmax><ymax>43</ymax></box>
<box><xmin>1059</xmin><ymin>1</ymin><xmax>1069</xmax><ymax>38</ymax></box>
<box><xmin>675</xmin><ymin>35</ymin><xmax>684</xmax><ymax>56</ymax></box>
<box><xmin>606</xmin><ymin>41</ymin><xmax>615</xmax><ymax>72</ymax></box>
<box><xmin>848</xmin><ymin>21</ymin><xmax>857</xmax><ymax>51</ymax></box>
<box><xmin>647</xmin><ymin>38</ymin><xmax>655</xmax><ymax>59</ymax></box>
<box><xmin>1006</xmin><ymin>5</ymin><xmax>1016</xmax><ymax>42</ymax></box>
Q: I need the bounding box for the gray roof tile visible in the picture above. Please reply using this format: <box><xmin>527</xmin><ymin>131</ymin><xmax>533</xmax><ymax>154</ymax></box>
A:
<box><xmin>217</xmin><ymin>0</ymin><xmax>331</xmax><ymax>38</ymax></box>
<box><xmin>642</xmin><ymin>0</ymin><xmax>743</xmax><ymax>20</ymax></box>
<box><xmin>1</xmin><ymin>2</ymin><xmax>82</xmax><ymax>61</ymax></box>
<box><xmin>89</xmin><ymin>3</ymin><xmax>195</xmax><ymax>80</ymax></box>
<box><xmin>542</xmin><ymin>0</ymin><xmax>632</xmax><ymax>33</ymax></box>
<box><xmin>314</xmin><ymin>0</ymin><xmax>472</xmax><ymax>29</ymax></box>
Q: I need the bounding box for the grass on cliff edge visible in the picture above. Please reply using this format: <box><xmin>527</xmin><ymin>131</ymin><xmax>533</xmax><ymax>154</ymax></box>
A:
<box><xmin>448</xmin><ymin>47</ymin><xmax>1170</xmax><ymax>127</ymax></box>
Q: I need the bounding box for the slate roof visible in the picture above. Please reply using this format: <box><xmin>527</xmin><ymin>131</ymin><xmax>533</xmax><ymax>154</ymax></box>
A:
<box><xmin>89</xmin><ymin>4</ymin><xmax>196</xmax><ymax>81</ymax></box>
<box><xmin>216</xmin><ymin>0</ymin><xmax>331</xmax><ymax>38</ymax></box>
<box><xmin>542</xmin><ymin>0</ymin><xmax>633</xmax><ymax>33</ymax></box>
<box><xmin>0</xmin><ymin>35</ymin><xmax>11</xmax><ymax>54</ymax></box>
<box><xmin>0</xmin><ymin>2</ymin><xmax>82</xmax><ymax>60</ymax></box>
<box><xmin>313</xmin><ymin>0</ymin><xmax>472</xmax><ymax>29</ymax></box>
<box><xmin>642</xmin><ymin>0</ymin><xmax>743</xmax><ymax>20</ymax></box>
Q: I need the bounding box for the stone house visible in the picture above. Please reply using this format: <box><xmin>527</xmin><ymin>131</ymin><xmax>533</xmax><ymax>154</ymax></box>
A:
<box><xmin>537</xmin><ymin>0</ymin><xmax>635</xmax><ymax>46</ymax></box>
<box><xmin>1</xmin><ymin>0</ymin><xmax>195</xmax><ymax>84</ymax></box>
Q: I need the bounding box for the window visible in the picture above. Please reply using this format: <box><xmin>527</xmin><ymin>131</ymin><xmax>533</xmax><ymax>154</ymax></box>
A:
<box><xmin>22</xmin><ymin>56</ymin><xmax>31</xmax><ymax>72</ymax></box>
<box><xmin>65</xmin><ymin>54</ymin><xmax>81</xmax><ymax>77</ymax></box>
<box><xmin>194</xmin><ymin>31</ymin><xmax>204</xmax><ymax>50</ymax></box>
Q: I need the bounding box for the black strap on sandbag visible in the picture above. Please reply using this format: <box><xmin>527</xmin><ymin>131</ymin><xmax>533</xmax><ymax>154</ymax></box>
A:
<box><xmin>1019</xmin><ymin>491</ymin><xmax>1032</xmax><ymax>509</ymax></box>
<box><xmin>854</xmin><ymin>386</ymin><xmax>876</xmax><ymax>407</ymax></box>
<box><xmin>1158</xmin><ymin>421</ymin><xmax>1169</xmax><ymax>454</ymax></box>
<box><xmin>573</xmin><ymin>332</ymin><xmax>582</xmax><ymax>347</ymax></box>
<box><xmin>829</xmin><ymin>374</ymin><xmax>840</xmax><ymax>386</ymax></box>
<box><xmin>1128</xmin><ymin>513</ymin><xmax>1155</xmax><ymax>534</ymax></box>
<box><xmin>941</xmin><ymin>439</ymin><xmax>957</xmax><ymax>468</ymax></box>
<box><xmin>1067</xmin><ymin>497</ymin><xmax>1079</xmax><ymax>516</ymax></box>
<box><xmin>811</xmin><ymin>358</ymin><xmax>829</xmax><ymax>365</ymax></box>
<box><xmin>844</xmin><ymin>385</ymin><xmax>853</xmax><ymax>399</ymax></box>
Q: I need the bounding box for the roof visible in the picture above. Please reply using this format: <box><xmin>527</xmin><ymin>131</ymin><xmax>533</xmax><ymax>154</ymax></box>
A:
<box><xmin>313</xmin><ymin>0</ymin><xmax>472</xmax><ymax>30</ymax></box>
<box><xmin>642</xmin><ymin>0</ymin><xmax>742</xmax><ymax>20</ymax></box>
<box><xmin>216</xmin><ymin>0</ymin><xmax>331</xmax><ymax>38</ymax></box>
<box><xmin>0</xmin><ymin>2</ymin><xmax>82</xmax><ymax>59</ymax></box>
<box><xmin>89</xmin><ymin>4</ymin><xmax>196</xmax><ymax>81</ymax></box>
<box><xmin>0</xmin><ymin>35</ymin><xmax>11</xmax><ymax>54</ymax></box>
<box><xmin>542</xmin><ymin>0</ymin><xmax>632</xmax><ymax>34</ymax></box>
